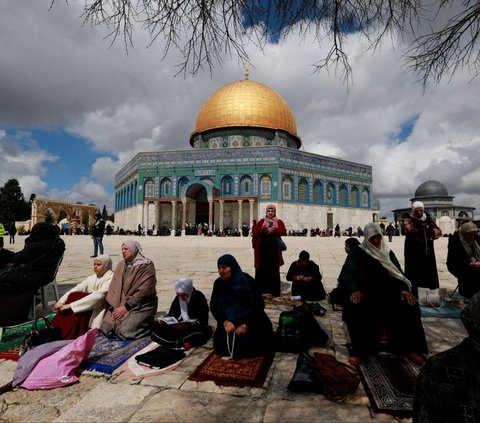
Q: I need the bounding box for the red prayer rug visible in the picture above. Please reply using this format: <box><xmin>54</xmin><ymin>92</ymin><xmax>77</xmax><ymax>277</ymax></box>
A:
<box><xmin>188</xmin><ymin>351</ymin><xmax>274</xmax><ymax>388</ymax></box>
<box><xmin>359</xmin><ymin>352</ymin><xmax>422</xmax><ymax>417</ymax></box>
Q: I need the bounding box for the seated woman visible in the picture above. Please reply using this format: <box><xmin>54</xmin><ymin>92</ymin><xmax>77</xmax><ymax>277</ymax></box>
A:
<box><xmin>286</xmin><ymin>250</ymin><xmax>326</xmax><ymax>301</ymax></box>
<box><xmin>152</xmin><ymin>277</ymin><xmax>212</xmax><ymax>348</ymax></box>
<box><xmin>340</xmin><ymin>223</ymin><xmax>428</xmax><ymax>366</ymax></box>
<box><xmin>0</xmin><ymin>222</ymin><xmax>65</xmax><ymax>326</ymax></box>
<box><xmin>210</xmin><ymin>254</ymin><xmax>273</xmax><ymax>359</ymax></box>
<box><xmin>447</xmin><ymin>221</ymin><xmax>480</xmax><ymax>299</ymax></box>
<box><xmin>52</xmin><ymin>255</ymin><xmax>114</xmax><ymax>339</ymax></box>
<box><xmin>329</xmin><ymin>238</ymin><xmax>361</xmax><ymax>309</ymax></box>
<box><xmin>101</xmin><ymin>240</ymin><xmax>158</xmax><ymax>339</ymax></box>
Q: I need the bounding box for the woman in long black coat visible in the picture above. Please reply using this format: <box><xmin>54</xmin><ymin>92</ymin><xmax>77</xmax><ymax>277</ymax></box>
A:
<box><xmin>210</xmin><ymin>254</ymin><xmax>273</xmax><ymax>359</ymax></box>
<box><xmin>341</xmin><ymin>223</ymin><xmax>428</xmax><ymax>366</ymax></box>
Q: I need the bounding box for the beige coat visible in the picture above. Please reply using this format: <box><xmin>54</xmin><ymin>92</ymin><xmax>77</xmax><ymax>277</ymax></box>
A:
<box><xmin>58</xmin><ymin>269</ymin><xmax>113</xmax><ymax>328</ymax></box>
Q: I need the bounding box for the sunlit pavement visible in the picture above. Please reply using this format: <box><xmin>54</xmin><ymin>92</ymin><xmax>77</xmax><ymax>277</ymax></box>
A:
<box><xmin>0</xmin><ymin>235</ymin><xmax>467</xmax><ymax>422</ymax></box>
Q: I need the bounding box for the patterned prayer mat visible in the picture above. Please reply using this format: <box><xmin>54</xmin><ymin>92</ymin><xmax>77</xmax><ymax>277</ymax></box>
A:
<box><xmin>188</xmin><ymin>351</ymin><xmax>274</xmax><ymax>388</ymax></box>
<box><xmin>0</xmin><ymin>314</ymin><xmax>56</xmax><ymax>361</ymax></box>
<box><xmin>125</xmin><ymin>342</ymin><xmax>196</xmax><ymax>379</ymax></box>
<box><xmin>359</xmin><ymin>352</ymin><xmax>422</xmax><ymax>417</ymax></box>
<box><xmin>420</xmin><ymin>304</ymin><xmax>461</xmax><ymax>319</ymax></box>
<box><xmin>81</xmin><ymin>333</ymin><xmax>151</xmax><ymax>374</ymax></box>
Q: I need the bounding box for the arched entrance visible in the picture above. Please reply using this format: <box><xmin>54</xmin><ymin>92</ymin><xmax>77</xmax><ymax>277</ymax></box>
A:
<box><xmin>186</xmin><ymin>184</ymin><xmax>209</xmax><ymax>228</ymax></box>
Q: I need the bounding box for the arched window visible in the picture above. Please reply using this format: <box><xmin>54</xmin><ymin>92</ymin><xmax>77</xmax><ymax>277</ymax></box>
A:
<box><xmin>144</xmin><ymin>179</ymin><xmax>154</xmax><ymax>198</ymax></box>
<box><xmin>326</xmin><ymin>182</ymin><xmax>335</xmax><ymax>205</ymax></box>
<box><xmin>313</xmin><ymin>180</ymin><xmax>323</xmax><ymax>203</ymax></box>
<box><xmin>240</xmin><ymin>175</ymin><xmax>252</xmax><ymax>196</ymax></box>
<box><xmin>362</xmin><ymin>188</ymin><xmax>370</xmax><ymax>207</ymax></box>
<box><xmin>350</xmin><ymin>186</ymin><xmax>359</xmax><ymax>207</ymax></box>
<box><xmin>222</xmin><ymin>176</ymin><xmax>233</xmax><ymax>195</ymax></box>
<box><xmin>260</xmin><ymin>175</ymin><xmax>271</xmax><ymax>199</ymax></box>
<box><xmin>283</xmin><ymin>175</ymin><xmax>292</xmax><ymax>200</ymax></box>
<box><xmin>178</xmin><ymin>177</ymin><xmax>189</xmax><ymax>195</ymax></box>
<box><xmin>298</xmin><ymin>178</ymin><xmax>308</xmax><ymax>202</ymax></box>
<box><xmin>161</xmin><ymin>178</ymin><xmax>172</xmax><ymax>197</ymax></box>
<box><xmin>339</xmin><ymin>184</ymin><xmax>348</xmax><ymax>207</ymax></box>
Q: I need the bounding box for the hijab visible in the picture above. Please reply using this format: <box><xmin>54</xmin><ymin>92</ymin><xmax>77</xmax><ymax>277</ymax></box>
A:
<box><xmin>459</xmin><ymin>222</ymin><xmax>480</xmax><ymax>261</ymax></box>
<box><xmin>122</xmin><ymin>239</ymin><xmax>151</xmax><ymax>267</ymax></box>
<box><xmin>95</xmin><ymin>254</ymin><xmax>113</xmax><ymax>276</ymax></box>
<box><xmin>175</xmin><ymin>277</ymin><xmax>195</xmax><ymax>322</ymax></box>
<box><xmin>217</xmin><ymin>254</ymin><xmax>253</xmax><ymax>321</ymax></box>
<box><xmin>360</xmin><ymin>223</ymin><xmax>412</xmax><ymax>289</ymax></box>
<box><xmin>411</xmin><ymin>201</ymin><xmax>427</xmax><ymax>221</ymax></box>
<box><xmin>262</xmin><ymin>204</ymin><xmax>279</xmax><ymax>229</ymax></box>
<box><xmin>345</xmin><ymin>237</ymin><xmax>361</xmax><ymax>251</ymax></box>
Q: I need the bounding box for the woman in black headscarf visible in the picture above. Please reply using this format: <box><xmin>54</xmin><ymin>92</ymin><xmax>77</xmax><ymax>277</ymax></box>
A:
<box><xmin>210</xmin><ymin>254</ymin><xmax>273</xmax><ymax>359</ymax></box>
<box><xmin>0</xmin><ymin>222</ymin><xmax>65</xmax><ymax>326</ymax></box>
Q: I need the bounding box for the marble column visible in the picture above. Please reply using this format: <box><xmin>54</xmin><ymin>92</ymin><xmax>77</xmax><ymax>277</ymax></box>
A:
<box><xmin>208</xmin><ymin>199</ymin><xmax>213</xmax><ymax>233</ymax></box>
<box><xmin>171</xmin><ymin>201</ymin><xmax>177</xmax><ymax>236</ymax></box>
<box><xmin>237</xmin><ymin>199</ymin><xmax>243</xmax><ymax>230</ymax></box>
<box><xmin>219</xmin><ymin>200</ymin><xmax>224</xmax><ymax>232</ymax></box>
<box><xmin>181</xmin><ymin>200</ymin><xmax>187</xmax><ymax>234</ymax></box>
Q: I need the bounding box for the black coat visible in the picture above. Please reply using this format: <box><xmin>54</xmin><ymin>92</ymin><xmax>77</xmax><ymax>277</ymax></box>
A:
<box><xmin>447</xmin><ymin>232</ymin><xmax>480</xmax><ymax>298</ymax></box>
<box><xmin>167</xmin><ymin>288</ymin><xmax>210</xmax><ymax>327</ymax></box>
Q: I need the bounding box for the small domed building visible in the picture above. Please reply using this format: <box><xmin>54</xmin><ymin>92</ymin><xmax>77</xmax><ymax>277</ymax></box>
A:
<box><xmin>392</xmin><ymin>180</ymin><xmax>475</xmax><ymax>235</ymax></box>
<box><xmin>114</xmin><ymin>74</ymin><xmax>377</xmax><ymax>233</ymax></box>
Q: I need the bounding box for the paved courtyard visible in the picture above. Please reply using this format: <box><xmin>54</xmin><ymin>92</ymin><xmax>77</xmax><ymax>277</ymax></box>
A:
<box><xmin>0</xmin><ymin>234</ymin><xmax>468</xmax><ymax>422</ymax></box>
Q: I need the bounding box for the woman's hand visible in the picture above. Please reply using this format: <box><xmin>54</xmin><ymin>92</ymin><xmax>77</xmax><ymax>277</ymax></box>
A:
<box><xmin>401</xmin><ymin>291</ymin><xmax>417</xmax><ymax>305</ymax></box>
<box><xmin>235</xmin><ymin>323</ymin><xmax>248</xmax><ymax>336</ymax></box>
<box><xmin>350</xmin><ymin>291</ymin><xmax>364</xmax><ymax>304</ymax></box>
<box><xmin>53</xmin><ymin>302</ymin><xmax>64</xmax><ymax>311</ymax></box>
<box><xmin>111</xmin><ymin>306</ymin><xmax>129</xmax><ymax>321</ymax></box>
<box><xmin>223</xmin><ymin>320</ymin><xmax>235</xmax><ymax>333</ymax></box>
<box><xmin>59</xmin><ymin>304</ymin><xmax>71</xmax><ymax>312</ymax></box>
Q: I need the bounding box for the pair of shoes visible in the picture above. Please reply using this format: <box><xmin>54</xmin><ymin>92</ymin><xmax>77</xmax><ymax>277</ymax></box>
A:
<box><xmin>348</xmin><ymin>356</ymin><xmax>361</xmax><ymax>366</ymax></box>
<box><xmin>90</xmin><ymin>255</ymin><xmax>98</xmax><ymax>258</ymax></box>
<box><xmin>406</xmin><ymin>352</ymin><xmax>426</xmax><ymax>366</ymax></box>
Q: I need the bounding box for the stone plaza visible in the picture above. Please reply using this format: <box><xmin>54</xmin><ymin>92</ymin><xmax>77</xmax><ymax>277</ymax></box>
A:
<box><xmin>0</xmin><ymin>234</ymin><xmax>467</xmax><ymax>422</ymax></box>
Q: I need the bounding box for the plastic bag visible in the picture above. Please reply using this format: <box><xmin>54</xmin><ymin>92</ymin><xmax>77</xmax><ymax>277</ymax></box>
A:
<box><xmin>20</xmin><ymin>328</ymin><xmax>97</xmax><ymax>390</ymax></box>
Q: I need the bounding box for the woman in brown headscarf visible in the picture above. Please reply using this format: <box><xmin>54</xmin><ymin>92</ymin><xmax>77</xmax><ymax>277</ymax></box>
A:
<box><xmin>101</xmin><ymin>240</ymin><xmax>158</xmax><ymax>339</ymax></box>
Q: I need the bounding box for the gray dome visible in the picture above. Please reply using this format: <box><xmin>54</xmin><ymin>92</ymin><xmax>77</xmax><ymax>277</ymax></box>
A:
<box><xmin>414</xmin><ymin>180</ymin><xmax>449</xmax><ymax>197</ymax></box>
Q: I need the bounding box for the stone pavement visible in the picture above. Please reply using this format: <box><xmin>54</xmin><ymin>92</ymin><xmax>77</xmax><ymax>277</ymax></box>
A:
<box><xmin>0</xmin><ymin>235</ymin><xmax>468</xmax><ymax>422</ymax></box>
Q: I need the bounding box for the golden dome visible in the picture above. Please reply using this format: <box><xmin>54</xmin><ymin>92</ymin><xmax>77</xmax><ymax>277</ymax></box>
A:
<box><xmin>190</xmin><ymin>79</ymin><xmax>300</xmax><ymax>147</ymax></box>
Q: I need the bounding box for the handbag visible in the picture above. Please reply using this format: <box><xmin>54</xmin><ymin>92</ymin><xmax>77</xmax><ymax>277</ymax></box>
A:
<box><xmin>287</xmin><ymin>352</ymin><xmax>324</xmax><ymax>393</ymax></box>
<box><xmin>21</xmin><ymin>316</ymin><xmax>62</xmax><ymax>356</ymax></box>
<box><xmin>277</xmin><ymin>236</ymin><xmax>287</xmax><ymax>251</ymax></box>
<box><xmin>418</xmin><ymin>287</ymin><xmax>444</xmax><ymax>308</ymax></box>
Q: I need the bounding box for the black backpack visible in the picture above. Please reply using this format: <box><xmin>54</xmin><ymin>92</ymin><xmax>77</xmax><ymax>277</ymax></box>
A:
<box><xmin>274</xmin><ymin>304</ymin><xmax>329</xmax><ymax>353</ymax></box>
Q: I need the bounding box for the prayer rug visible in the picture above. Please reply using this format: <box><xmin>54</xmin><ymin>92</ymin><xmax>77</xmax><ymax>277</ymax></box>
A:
<box><xmin>81</xmin><ymin>333</ymin><xmax>151</xmax><ymax>374</ymax></box>
<box><xmin>359</xmin><ymin>352</ymin><xmax>422</xmax><ymax>417</ymax></box>
<box><xmin>420</xmin><ymin>304</ymin><xmax>461</xmax><ymax>319</ymax></box>
<box><xmin>124</xmin><ymin>342</ymin><xmax>196</xmax><ymax>379</ymax></box>
<box><xmin>0</xmin><ymin>314</ymin><xmax>56</xmax><ymax>361</ymax></box>
<box><xmin>188</xmin><ymin>351</ymin><xmax>274</xmax><ymax>388</ymax></box>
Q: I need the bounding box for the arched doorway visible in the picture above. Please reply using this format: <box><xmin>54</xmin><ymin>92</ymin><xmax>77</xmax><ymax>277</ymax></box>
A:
<box><xmin>186</xmin><ymin>184</ymin><xmax>209</xmax><ymax>228</ymax></box>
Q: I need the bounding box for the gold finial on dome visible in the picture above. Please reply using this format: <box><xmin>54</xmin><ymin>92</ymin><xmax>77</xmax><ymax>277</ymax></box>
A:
<box><xmin>244</xmin><ymin>64</ymin><xmax>249</xmax><ymax>80</ymax></box>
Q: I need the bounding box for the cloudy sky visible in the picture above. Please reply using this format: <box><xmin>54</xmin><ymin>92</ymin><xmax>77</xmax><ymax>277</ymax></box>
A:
<box><xmin>1</xmin><ymin>1</ymin><xmax>479</xmax><ymax>219</ymax></box>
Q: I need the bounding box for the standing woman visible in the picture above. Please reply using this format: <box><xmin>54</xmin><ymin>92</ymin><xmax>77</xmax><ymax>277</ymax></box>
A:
<box><xmin>403</xmin><ymin>201</ymin><xmax>442</xmax><ymax>297</ymax></box>
<box><xmin>101</xmin><ymin>240</ymin><xmax>158</xmax><ymax>339</ymax></box>
<box><xmin>210</xmin><ymin>254</ymin><xmax>273</xmax><ymax>359</ymax></box>
<box><xmin>253</xmin><ymin>204</ymin><xmax>287</xmax><ymax>296</ymax></box>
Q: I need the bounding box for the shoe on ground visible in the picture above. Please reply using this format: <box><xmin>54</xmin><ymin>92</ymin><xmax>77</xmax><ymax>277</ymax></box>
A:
<box><xmin>348</xmin><ymin>356</ymin><xmax>361</xmax><ymax>366</ymax></box>
<box><xmin>406</xmin><ymin>352</ymin><xmax>426</xmax><ymax>366</ymax></box>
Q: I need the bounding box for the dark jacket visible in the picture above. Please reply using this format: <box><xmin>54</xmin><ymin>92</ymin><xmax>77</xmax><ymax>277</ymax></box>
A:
<box><xmin>168</xmin><ymin>288</ymin><xmax>210</xmax><ymax>327</ymax></box>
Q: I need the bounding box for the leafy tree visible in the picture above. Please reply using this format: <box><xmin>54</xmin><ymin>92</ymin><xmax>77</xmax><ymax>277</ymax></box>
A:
<box><xmin>0</xmin><ymin>179</ymin><xmax>31</xmax><ymax>224</ymax></box>
<box><xmin>52</xmin><ymin>0</ymin><xmax>480</xmax><ymax>86</ymax></box>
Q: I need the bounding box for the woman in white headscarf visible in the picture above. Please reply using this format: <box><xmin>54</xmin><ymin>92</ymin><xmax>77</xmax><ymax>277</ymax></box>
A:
<box><xmin>447</xmin><ymin>221</ymin><xmax>480</xmax><ymax>299</ymax></box>
<box><xmin>341</xmin><ymin>223</ymin><xmax>428</xmax><ymax>366</ymax></box>
<box><xmin>101</xmin><ymin>240</ymin><xmax>158</xmax><ymax>339</ymax></box>
<box><xmin>151</xmin><ymin>277</ymin><xmax>211</xmax><ymax>348</ymax></box>
<box><xmin>53</xmin><ymin>255</ymin><xmax>114</xmax><ymax>338</ymax></box>
<box><xmin>403</xmin><ymin>201</ymin><xmax>442</xmax><ymax>296</ymax></box>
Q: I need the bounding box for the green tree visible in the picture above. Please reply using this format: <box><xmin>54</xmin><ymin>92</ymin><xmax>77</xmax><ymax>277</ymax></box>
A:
<box><xmin>0</xmin><ymin>179</ymin><xmax>31</xmax><ymax>224</ymax></box>
<box><xmin>53</xmin><ymin>1</ymin><xmax>480</xmax><ymax>86</ymax></box>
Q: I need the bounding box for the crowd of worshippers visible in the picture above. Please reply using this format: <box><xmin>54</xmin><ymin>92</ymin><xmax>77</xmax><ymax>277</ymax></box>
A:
<box><xmin>1</xmin><ymin>202</ymin><xmax>479</xmax><ymax>420</ymax></box>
